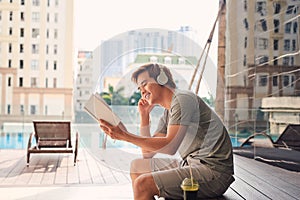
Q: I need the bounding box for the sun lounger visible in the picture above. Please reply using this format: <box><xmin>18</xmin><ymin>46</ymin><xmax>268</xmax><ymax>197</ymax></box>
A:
<box><xmin>27</xmin><ymin>120</ymin><xmax>79</xmax><ymax>166</ymax></box>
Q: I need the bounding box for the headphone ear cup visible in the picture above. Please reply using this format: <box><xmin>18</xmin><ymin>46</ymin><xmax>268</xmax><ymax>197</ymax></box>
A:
<box><xmin>157</xmin><ymin>67</ymin><xmax>168</xmax><ymax>85</ymax></box>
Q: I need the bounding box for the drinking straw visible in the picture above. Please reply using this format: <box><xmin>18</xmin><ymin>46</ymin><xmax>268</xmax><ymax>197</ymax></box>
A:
<box><xmin>189</xmin><ymin>164</ymin><xmax>194</xmax><ymax>186</ymax></box>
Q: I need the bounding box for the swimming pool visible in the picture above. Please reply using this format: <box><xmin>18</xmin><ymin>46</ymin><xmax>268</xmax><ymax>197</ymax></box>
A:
<box><xmin>0</xmin><ymin>128</ymin><xmax>242</xmax><ymax>149</ymax></box>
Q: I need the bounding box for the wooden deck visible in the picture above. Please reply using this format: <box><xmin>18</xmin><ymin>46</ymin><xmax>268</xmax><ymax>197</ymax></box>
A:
<box><xmin>0</xmin><ymin>148</ymin><xmax>299</xmax><ymax>199</ymax></box>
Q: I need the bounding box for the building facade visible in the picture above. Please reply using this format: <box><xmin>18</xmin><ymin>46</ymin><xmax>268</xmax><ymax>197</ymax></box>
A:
<box><xmin>0</xmin><ymin>0</ymin><xmax>74</xmax><ymax>127</ymax></box>
<box><xmin>224</xmin><ymin>0</ymin><xmax>300</xmax><ymax>132</ymax></box>
<box><xmin>74</xmin><ymin>27</ymin><xmax>217</xmax><ymax>122</ymax></box>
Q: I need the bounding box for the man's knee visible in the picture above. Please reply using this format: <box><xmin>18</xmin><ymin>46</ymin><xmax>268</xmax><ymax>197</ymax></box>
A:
<box><xmin>133</xmin><ymin>174</ymin><xmax>158</xmax><ymax>197</ymax></box>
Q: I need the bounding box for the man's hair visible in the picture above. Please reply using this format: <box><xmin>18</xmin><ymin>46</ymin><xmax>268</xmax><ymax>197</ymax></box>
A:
<box><xmin>131</xmin><ymin>63</ymin><xmax>176</xmax><ymax>89</ymax></box>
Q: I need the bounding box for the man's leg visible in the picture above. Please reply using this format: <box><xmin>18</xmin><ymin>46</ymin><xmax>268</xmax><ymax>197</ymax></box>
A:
<box><xmin>130</xmin><ymin>158</ymin><xmax>152</xmax><ymax>184</ymax></box>
<box><xmin>133</xmin><ymin>173</ymin><xmax>159</xmax><ymax>200</ymax></box>
<box><xmin>130</xmin><ymin>158</ymin><xmax>180</xmax><ymax>199</ymax></box>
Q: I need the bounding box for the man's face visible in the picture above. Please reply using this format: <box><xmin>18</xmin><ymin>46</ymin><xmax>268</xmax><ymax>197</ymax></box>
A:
<box><xmin>137</xmin><ymin>71</ymin><xmax>161</xmax><ymax>105</ymax></box>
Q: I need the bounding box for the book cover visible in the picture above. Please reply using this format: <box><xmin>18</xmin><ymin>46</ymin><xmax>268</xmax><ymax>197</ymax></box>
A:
<box><xmin>84</xmin><ymin>93</ymin><xmax>121</xmax><ymax>126</ymax></box>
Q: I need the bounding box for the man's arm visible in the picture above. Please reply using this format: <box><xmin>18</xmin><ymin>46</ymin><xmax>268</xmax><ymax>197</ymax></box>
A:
<box><xmin>100</xmin><ymin>120</ymin><xmax>187</xmax><ymax>155</ymax></box>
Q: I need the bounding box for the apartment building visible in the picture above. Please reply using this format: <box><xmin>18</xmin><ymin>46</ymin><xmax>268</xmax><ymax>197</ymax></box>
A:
<box><xmin>0</xmin><ymin>0</ymin><xmax>74</xmax><ymax>127</ymax></box>
<box><xmin>224</xmin><ymin>0</ymin><xmax>300</xmax><ymax>132</ymax></box>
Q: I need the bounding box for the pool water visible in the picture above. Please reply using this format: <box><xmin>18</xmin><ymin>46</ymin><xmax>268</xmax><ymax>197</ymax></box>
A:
<box><xmin>0</xmin><ymin>131</ymin><xmax>242</xmax><ymax>149</ymax></box>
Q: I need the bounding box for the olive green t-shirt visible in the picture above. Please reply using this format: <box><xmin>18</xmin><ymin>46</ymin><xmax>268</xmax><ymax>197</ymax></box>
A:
<box><xmin>155</xmin><ymin>90</ymin><xmax>234</xmax><ymax>174</ymax></box>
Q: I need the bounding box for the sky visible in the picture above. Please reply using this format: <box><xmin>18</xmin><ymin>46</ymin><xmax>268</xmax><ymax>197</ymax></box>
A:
<box><xmin>74</xmin><ymin>0</ymin><xmax>220</xmax><ymax>64</ymax></box>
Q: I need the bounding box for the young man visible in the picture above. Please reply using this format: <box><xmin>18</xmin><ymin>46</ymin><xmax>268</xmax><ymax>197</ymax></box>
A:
<box><xmin>99</xmin><ymin>63</ymin><xmax>234</xmax><ymax>199</ymax></box>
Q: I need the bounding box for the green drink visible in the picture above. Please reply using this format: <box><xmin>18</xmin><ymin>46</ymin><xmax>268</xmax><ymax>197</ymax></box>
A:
<box><xmin>181</xmin><ymin>178</ymin><xmax>199</xmax><ymax>200</ymax></box>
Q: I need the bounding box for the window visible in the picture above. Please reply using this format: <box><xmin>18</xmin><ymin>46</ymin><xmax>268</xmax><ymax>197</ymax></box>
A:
<box><xmin>244</xmin><ymin>0</ymin><xmax>247</xmax><ymax>11</ymax></box>
<box><xmin>258</xmin><ymin>19</ymin><xmax>267</xmax><ymax>31</ymax></box>
<box><xmin>285</xmin><ymin>22</ymin><xmax>292</xmax><ymax>33</ymax></box>
<box><xmin>20</xmin><ymin>12</ymin><xmax>24</xmax><ymax>21</ymax></box>
<box><xmin>284</xmin><ymin>39</ymin><xmax>290</xmax><ymax>51</ymax></box>
<box><xmin>291</xmin><ymin>75</ymin><xmax>295</xmax><ymax>87</ymax></box>
<box><xmin>53</xmin><ymin>61</ymin><xmax>57</xmax><ymax>70</ymax></box>
<box><xmin>273</xmin><ymin>56</ymin><xmax>278</xmax><ymax>65</ymax></box>
<box><xmin>54</xmin><ymin>13</ymin><xmax>58</xmax><ymax>23</ymax></box>
<box><xmin>7</xmin><ymin>105</ymin><xmax>11</xmax><ymax>115</ymax></box>
<box><xmin>53</xmin><ymin>78</ymin><xmax>57</xmax><ymax>88</ymax></box>
<box><xmin>258</xmin><ymin>75</ymin><xmax>268</xmax><ymax>87</ymax></box>
<box><xmin>8</xmin><ymin>77</ymin><xmax>12</xmax><ymax>87</ymax></box>
<box><xmin>272</xmin><ymin>76</ymin><xmax>278</xmax><ymax>86</ymax></box>
<box><xmin>32</xmin><ymin>28</ymin><xmax>39</xmax><ymax>38</ymax></box>
<box><xmin>256</xmin><ymin>1</ymin><xmax>267</xmax><ymax>16</ymax></box>
<box><xmin>47</xmin><ymin>13</ymin><xmax>50</xmax><ymax>22</ymax></box>
<box><xmin>274</xmin><ymin>19</ymin><xmax>280</xmax><ymax>33</ymax></box>
<box><xmin>273</xmin><ymin>39</ymin><xmax>278</xmax><ymax>50</ymax></box>
<box><xmin>46</xmin><ymin>60</ymin><xmax>49</xmax><ymax>70</ymax></box>
<box><xmin>243</xmin><ymin>55</ymin><xmax>247</xmax><ymax>66</ymax></box>
<box><xmin>9</xmin><ymin>11</ymin><xmax>13</xmax><ymax>21</ymax></box>
<box><xmin>32</xmin><ymin>0</ymin><xmax>40</xmax><ymax>6</ymax></box>
<box><xmin>19</xmin><ymin>77</ymin><xmax>23</xmax><ymax>87</ymax></box>
<box><xmin>55</xmin><ymin>0</ymin><xmax>59</xmax><ymax>6</ymax></box>
<box><xmin>32</xmin><ymin>44</ymin><xmax>39</xmax><ymax>54</ymax></box>
<box><xmin>283</xmin><ymin>75</ymin><xmax>289</xmax><ymax>87</ymax></box>
<box><xmin>8</xmin><ymin>43</ymin><xmax>12</xmax><ymax>53</ymax></box>
<box><xmin>54</xmin><ymin>29</ymin><xmax>58</xmax><ymax>39</ymax></box>
<box><xmin>274</xmin><ymin>3</ymin><xmax>280</xmax><ymax>14</ymax></box>
<box><xmin>258</xmin><ymin>38</ymin><xmax>268</xmax><ymax>49</ymax></box>
<box><xmin>243</xmin><ymin>18</ymin><xmax>249</xmax><ymax>30</ymax></box>
<box><xmin>53</xmin><ymin>44</ymin><xmax>57</xmax><ymax>54</ymax></box>
<box><xmin>293</xmin><ymin>22</ymin><xmax>298</xmax><ymax>33</ymax></box>
<box><xmin>256</xmin><ymin>55</ymin><xmax>268</xmax><ymax>65</ymax></box>
<box><xmin>0</xmin><ymin>11</ymin><xmax>2</xmax><ymax>20</ymax></box>
<box><xmin>244</xmin><ymin>37</ymin><xmax>247</xmax><ymax>48</ymax></box>
<box><xmin>32</xmin><ymin>12</ymin><xmax>40</xmax><ymax>22</ymax></box>
<box><xmin>283</xmin><ymin>57</ymin><xmax>289</xmax><ymax>65</ymax></box>
<box><xmin>31</xmin><ymin>77</ymin><xmax>37</xmax><ymax>87</ymax></box>
<box><xmin>20</xmin><ymin>28</ymin><xmax>24</xmax><ymax>37</ymax></box>
<box><xmin>46</xmin><ymin>45</ymin><xmax>49</xmax><ymax>54</ymax></box>
<box><xmin>292</xmin><ymin>40</ymin><xmax>296</xmax><ymax>51</ymax></box>
<box><xmin>20</xmin><ymin>105</ymin><xmax>24</xmax><ymax>114</ymax></box>
<box><xmin>20</xmin><ymin>44</ymin><xmax>24</xmax><ymax>53</ymax></box>
<box><xmin>291</xmin><ymin>56</ymin><xmax>294</xmax><ymax>66</ymax></box>
<box><xmin>9</xmin><ymin>27</ymin><xmax>13</xmax><ymax>35</ymax></box>
<box><xmin>8</xmin><ymin>59</ymin><xmax>12</xmax><ymax>68</ymax></box>
<box><xmin>45</xmin><ymin>78</ymin><xmax>48</xmax><ymax>88</ymax></box>
<box><xmin>30</xmin><ymin>105</ymin><xmax>36</xmax><ymax>115</ymax></box>
<box><xmin>31</xmin><ymin>60</ymin><xmax>39</xmax><ymax>70</ymax></box>
<box><xmin>21</xmin><ymin>0</ymin><xmax>25</xmax><ymax>5</ymax></box>
<box><xmin>286</xmin><ymin>5</ymin><xmax>295</xmax><ymax>14</ymax></box>
<box><xmin>20</xmin><ymin>60</ymin><xmax>24</xmax><ymax>69</ymax></box>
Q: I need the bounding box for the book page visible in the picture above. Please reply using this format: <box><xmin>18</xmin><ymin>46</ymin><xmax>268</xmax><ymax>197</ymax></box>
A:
<box><xmin>84</xmin><ymin>93</ymin><xmax>121</xmax><ymax>126</ymax></box>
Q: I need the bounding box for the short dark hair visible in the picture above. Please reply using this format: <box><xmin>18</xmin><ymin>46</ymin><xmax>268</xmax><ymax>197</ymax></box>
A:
<box><xmin>131</xmin><ymin>63</ymin><xmax>176</xmax><ymax>89</ymax></box>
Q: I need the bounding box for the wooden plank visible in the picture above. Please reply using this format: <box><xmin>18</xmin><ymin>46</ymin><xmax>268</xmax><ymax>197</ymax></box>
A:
<box><xmin>220</xmin><ymin>187</ymin><xmax>244</xmax><ymax>200</ymax></box>
<box><xmin>230</xmin><ymin>175</ymin><xmax>270</xmax><ymax>200</ymax></box>
<box><xmin>0</xmin><ymin>150</ymin><xmax>25</xmax><ymax>185</ymax></box>
<box><xmin>54</xmin><ymin>154</ymin><xmax>69</xmax><ymax>184</ymax></box>
<box><xmin>40</xmin><ymin>154</ymin><xmax>60</xmax><ymax>185</ymax></box>
<box><xmin>83</xmin><ymin>149</ymin><xmax>105</xmax><ymax>184</ymax></box>
<box><xmin>234</xmin><ymin>155</ymin><xmax>300</xmax><ymax>199</ymax></box>
<box><xmin>67</xmin><ymin>153</ymin><xmax>80</xmax><ymax>184</ymax></box>
<box><xmin>77</xmin><ymin>149</ymin><xmax>93</xmax><ymax>184</ymax></box>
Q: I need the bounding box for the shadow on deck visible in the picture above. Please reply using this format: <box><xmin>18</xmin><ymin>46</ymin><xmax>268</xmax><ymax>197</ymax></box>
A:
<box><xmin>0</xmin><ymin>148</ymin><xmax>299</xmax><ymax>199</ymax></box>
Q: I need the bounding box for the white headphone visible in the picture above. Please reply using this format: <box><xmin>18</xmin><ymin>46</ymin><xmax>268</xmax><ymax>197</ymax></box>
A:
<box><xmin>156</xmin><ymin>65</ymin><xmax>168</xmax><ymax>85</ymax></box>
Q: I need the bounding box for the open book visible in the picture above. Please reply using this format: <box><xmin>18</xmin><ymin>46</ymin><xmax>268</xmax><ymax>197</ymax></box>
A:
<box><xmin>84</xmin><ymin>93</ymin><xmax>121</xmax><ymax>126</ymax></box>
